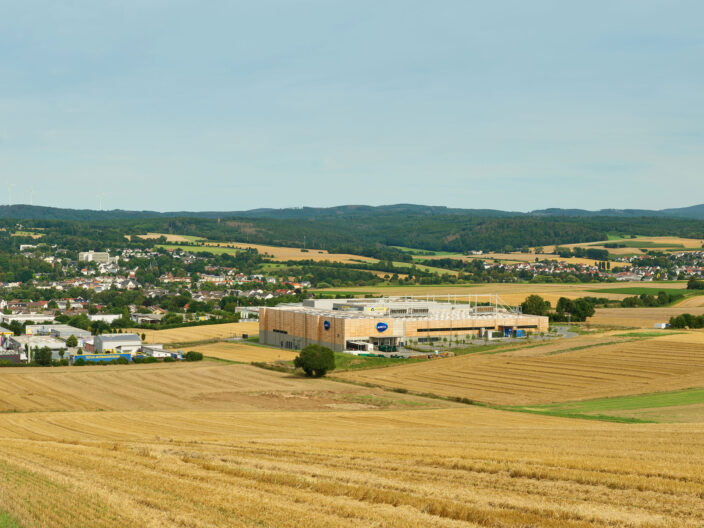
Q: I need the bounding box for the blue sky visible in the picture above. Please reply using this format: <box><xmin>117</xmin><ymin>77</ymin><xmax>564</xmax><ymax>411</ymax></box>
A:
<box><xmin>1</xmin><ymin>1</ymin><xmax>702</xmax><ymax>212</ymax></box>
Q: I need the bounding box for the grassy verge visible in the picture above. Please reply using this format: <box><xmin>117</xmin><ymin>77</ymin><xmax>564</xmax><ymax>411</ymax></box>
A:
<box><xmin>334</xmin><ymin>352</ymin><xmax>426</xmax><ymax>371</ymax></box>
<box><xmin>164</xmin><ymin>338</ymin><xmax>223</xmax><ymax>349</ymax></box>
<box><xmin>505</xmin><ymin>387</ymin><xmax>704</xmax><ymax>423</ymax></box>
<box><xmin>613</xmin><ymin>331</ymin><xmax>682</xmax><ymax>338</ymax></box>
<box><xmin>0</xmin><ymin>511</ymin><xmax>20</xmax><ymax>528</ymax></box>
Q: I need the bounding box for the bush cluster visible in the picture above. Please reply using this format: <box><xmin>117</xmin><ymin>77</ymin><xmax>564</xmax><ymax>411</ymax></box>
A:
<box><xmin>669</xmin><ymin>313</ymin><xmax>704</xmax><ymax>329</ymax></box>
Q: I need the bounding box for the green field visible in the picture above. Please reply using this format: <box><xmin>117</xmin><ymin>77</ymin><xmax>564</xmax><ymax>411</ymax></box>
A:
<box><xmin>334</xmin><ymin>352</ymin><xmax>426</xmax><ymax>370</ymax></box>
<box><xmin>510</xmin><ymin>387</ymin><xmax>704</xmax><ymax>422</ymax></box>
<box><xmin>391</xmin><ymin>246</ymin><xmax>462</xmax><ymax>257</ymax></box>
<box><xmin>613</xmin><ymin>331</ymin><xmax>683</xmax><ymax>338</ymax></box>
<box><xmin>391</xmin><ymin>260</ymin><xmax>458</xmax><ymax>275</ymax></box>
<box><xmin>0</xmin><ymin>512</ymin><xmax>20</xmax><ymax>528</ymax></box>
<box><xmin>590</xmin><ymin>240</ymin><xmax>684</xmax><ymax>249</ymax></box>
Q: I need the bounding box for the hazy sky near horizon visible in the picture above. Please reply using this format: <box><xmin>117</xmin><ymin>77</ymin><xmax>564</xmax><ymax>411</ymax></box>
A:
<box><xmin>1</xmin><ymin>1</ymin><xmax>703</xmax><ymax>212</ymax></box>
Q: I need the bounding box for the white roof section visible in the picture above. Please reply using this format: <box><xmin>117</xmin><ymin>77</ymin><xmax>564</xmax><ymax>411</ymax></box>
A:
<box><xmin>95</xmin><ymin>333</ymin><xmax>141</xmax><ymax>342</ymax></box>
<box><xmin>269</xmin><ymin>298</ymin><xmax>535</xmax><ymax>322</ymax></box>
<box><xmin>9</xmin><ymin>335</ymin><xmax>67</xmax><ymax>348</ymax></box>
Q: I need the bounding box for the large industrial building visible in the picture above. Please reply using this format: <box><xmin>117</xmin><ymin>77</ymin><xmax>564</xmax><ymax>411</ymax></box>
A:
<box><xmin>259</xmin><ymin>296</ymin><xmax>549</xmax><ymax>352</ymax></box>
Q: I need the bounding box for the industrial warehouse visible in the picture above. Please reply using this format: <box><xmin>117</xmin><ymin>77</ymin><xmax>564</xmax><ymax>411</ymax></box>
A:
<box><xmin>259</xmin><ymin>296</ymin><xmax>550</xmax><ymax>352</ymax></box>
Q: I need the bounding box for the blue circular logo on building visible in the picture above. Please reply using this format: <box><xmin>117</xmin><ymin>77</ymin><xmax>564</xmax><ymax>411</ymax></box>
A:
<box><xmin>376</xmin><ymin>322</ymin><xmax>388</xmax><ymax>332</ymax></box>
<box><xmin>323</xmin><ymin>320</ymin><xmax>330</xmax><ymax>330</ymax></box>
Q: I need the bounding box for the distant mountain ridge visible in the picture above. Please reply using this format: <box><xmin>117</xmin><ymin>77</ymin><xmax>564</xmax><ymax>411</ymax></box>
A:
<box><xmin>1</xmin><ymin>203</ymin><xmax>703</xmax><ymax>221</ymax></box>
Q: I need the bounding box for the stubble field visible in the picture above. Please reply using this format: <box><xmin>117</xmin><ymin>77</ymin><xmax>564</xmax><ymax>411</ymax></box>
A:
<box><xmin>188</xmin><ymin>341</ymin><xmax>300</xmax><ymax>362</ymax></box>
<box><xmin>1</xmin><ymin>404</ymin><xmax>704</xmax><ymax>527</ymax></box>
<box><xmin>158</xmin><ymin>241</ymin><xmax>377</xmax><ymax>264</ymax></box>
<box><xmin>132</xmin><ymin>322</ymin><xmax>259</xmax><ymax>344</ymax></box>
<box><xmin>335</xmin><ymin>332</ymin><xmax>704</xmax><ymax>405</ymax></box>
<box><xmin>3</xmin><ymin>291</ymin><xmax>704</xmax><ymax>526</ymax></box>
<box><xmin>589</xmin><ymin>307</ymin><xmax>704</xmax><ymax>328</ymax></box>
<box><xmin>315</xmin><ymin>281</ymin><xmax>687</xmax><ymax>306</ymax></box>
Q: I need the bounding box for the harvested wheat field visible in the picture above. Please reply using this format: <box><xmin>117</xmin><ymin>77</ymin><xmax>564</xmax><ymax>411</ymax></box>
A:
<box><xmin>675</xmin><ymin>295</ymin><xmax>704</xmax><ymax>308</ymax></box>
<box><xmin>189</xmin><ymin>341</ymin><xmax>299</xmax><ymax>362</ymax></box>
<box><xmin>319</xmin><ymin>281</ymin><xmax>675</xmax><ymax>306</ymax></box>
<box><xmin>0</xmin><ymin>406</ymin><xmax>704</xmax><ymax>527</ymax></box>
<box><xmin>132</xmin><ymin>322</ymin><xmax>259</xmax><ymax>344</ymax></box>
<box><xmin>590</xmin><ymin>307</ymin><xmax>704</xmax><ymax>328</ymax></box>
<box><xmin>159</xmin><ymin>241</ymin><xmax>377</xmax><ymax>264</ymax></box>
<box><xmin>336</xmin><ymin>333</ymin><xmax>704</xmax><ymax>405</ymax></box>
<box><xmin>0</xmin><ymin>362</ymin><xmax>447</xmax><ymax>413</ymax></box>
<box><xmin>541</xmin><ymin>236</ymin><xmax>704</xmax><ymax>254</ymax></box>
<box><xmin>137</xmin><ymin>232</ymin><xmax>203</xmax><ymax>242</ymax></box>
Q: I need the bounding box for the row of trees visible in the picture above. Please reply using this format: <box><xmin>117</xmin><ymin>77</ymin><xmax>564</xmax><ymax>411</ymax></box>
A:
<box><xmin>620</xmin><ymin>291</ymin><xmax>683</xmax><ymax>308</ymax></box>
<box><xmin>687</xmin><ymin>277</ymin><xmax>704</xmax><ymax>290</ymax></box>
<box><xmin>520</xmin><ymin>295</ymin><xmax>597</xmax><ymax>322</ymax></box>
<box><xmin>669</xmin><ymin>313</ymin><xmax>704</xmax><ymax>329</ymax></box>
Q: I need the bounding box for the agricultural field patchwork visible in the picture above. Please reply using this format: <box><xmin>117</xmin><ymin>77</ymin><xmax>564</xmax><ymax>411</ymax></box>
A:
<box><xmin>335</xmin><ymin>332</ymin><xmax>704</xmax><ymax>406</ymax></box>
<box><xmin>541</xmin><ymin>236</ymin><xmax>704</xmax><ymax>256</ymax></box>
<box><xmin>2</xmin><ymin>295</ymin><xmax>704</xmax><ymax>526</ymax></box>
<box><xmin>314</xmin><ymin>281</ymin><xmax>685</xmax><ymax>306</ymax></box>
<box><xmin>157</xmin><ymin>241</ymin><xmax>377</xmax><ymax>264</ymax></box>
<box><xmin>589</xmin><ymin>307</ymin><xmax>704</xmax><ymax>328</ymax></box>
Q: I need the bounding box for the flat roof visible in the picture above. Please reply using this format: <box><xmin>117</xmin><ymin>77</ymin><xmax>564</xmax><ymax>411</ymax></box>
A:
<box><xmin>95</xmin><ymin>334</ymin><xmax>141</xmax><ymax>342</ymax></box>
<box><xmin>26</xmin><ymin>324</ymin><xmax>90</xmax><ymax>332</ymax></box>
<box><xmin>9</xmin><ymin>335</ymin><xmax>66</xmax><ymax>347</ymax></box>
<box><xmin>265</xmin><ymin>304</ymin><xmax>538</xmax><ymax>321</ymax></box>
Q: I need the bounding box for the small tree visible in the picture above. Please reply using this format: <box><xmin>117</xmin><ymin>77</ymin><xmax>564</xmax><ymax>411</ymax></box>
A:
<box><xmin>34</xmin><ymin>347</ymin><xmax>53</xmax><ymax>366</ymax></box>
<box><xmin>185</xmin><ymin>351</ymin><xmax>203</xmax><ymax>362</ymax></box>
<box><xmin>521</xmin><ymin>295</ymin><xmax>550</xmax><ymax>316</ymax></box>
<box><xmin>294</xmin><ymin>344</ymin><xmax>335</xmax><ymax>377</ymax></box>
<box><xmin>65</xmin><ymin>335</ymin><xmax>78</xmax><ymax>348</ymax></box>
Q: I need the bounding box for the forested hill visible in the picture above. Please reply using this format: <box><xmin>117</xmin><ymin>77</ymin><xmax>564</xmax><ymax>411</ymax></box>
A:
<box><xmin>2</xmin><ymin>203</ymin><xmax>704</xmax><ymax>221</ymax></box>
<box><xmin>2</xmin><ymin>206</ymin><xmax>704</xmax><ymax>254</ymax></box>
<box><xmin>0</xmin><ymin>204</ymin><xmax>517</xmax><ymax>221</ymax></box>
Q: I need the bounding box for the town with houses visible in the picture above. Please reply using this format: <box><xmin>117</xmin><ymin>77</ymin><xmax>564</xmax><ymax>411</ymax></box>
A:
<box><xmin>1</xmin><ymin>241</ymin><xmax>703</xmax><ymax>365</ymax></box>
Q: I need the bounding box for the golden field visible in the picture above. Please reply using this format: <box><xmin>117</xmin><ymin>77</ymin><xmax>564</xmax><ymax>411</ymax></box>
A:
<box><xmin>541</xmin><ymin>236</ymin><xmax>704</xmax><ymax>255</ymax></box>
<box><xmin>0</xmin><ymin>330</ymin><xmax>704</xmax><ymax>526</ymax></box>
<box><xmin>315</xmin><ymin>281</ymin><xmax>685</xmax><ymax>306</ymax></box>
<box><xmin>589</xmin><ymin>307</ymin><xmax>704</xmax><ymax>328</ymax></box>
<box><xmin>335</xmin><ymin>332</ymin><xmax>704</xmax><ymax>405</ymax></box>
<box><xmin>138</xmin><ymin>232</ymin><xmax>209</xmax><ymax>243</ymax></box>
<box><xmin>0</xmin><ymin>362</ymin><xmax>449</xmax><ymax>413</ymax></box>
<box><xmin>132</xmin><ymin>321</ymin><xmax>259</xmax><ymax>344</ymax></box>
<box><xmin>1</xmin><ymin>405</ymin><xmax>704</xmax><ymax>527</ymax></box>
<box><xmin>203</xmin><ymin>241</ymin><xmax>377</xmax><ymax>264</ymax></box>
<box><xmin>189</xmin><ymin>341</ymin><xmax>300</xmax><ymax>362</ymax></box>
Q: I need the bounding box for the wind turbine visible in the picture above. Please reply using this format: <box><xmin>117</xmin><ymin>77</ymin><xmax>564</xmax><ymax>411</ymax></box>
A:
<box><xmin>98</xmin><ymin>193</ymin><xmax>105</xmax><ymax>211</ymax></box>
<box><xmin>8</xmin><ymin>183</ymin><xmax>15</xmax><ymax>206</ymax></box>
